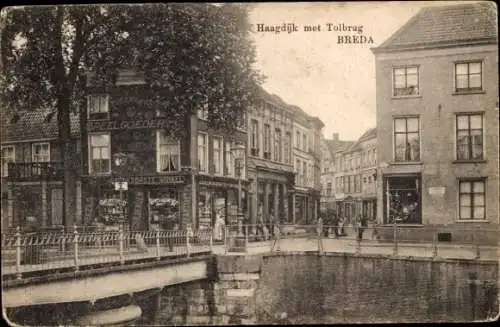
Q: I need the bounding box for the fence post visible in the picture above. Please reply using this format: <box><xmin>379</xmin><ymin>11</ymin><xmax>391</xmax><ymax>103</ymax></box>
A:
<box><xmin>392</xmin><ymin>222</ymin><xmax>398</xmax><ymax>256</ymax></box>
<box><xmin>73</xmin><ymin>225</ymin><xmax>79</xmax><ymax>271</ymax></box>
<box><xmin>224</xmin><ymin>226</ymin><xmax>228</xmax><ymax>254</ymax></box>
<box><xmin>156</xmin><ymin>226</ymin><xmax>161</xmax><ymax>260</ymax></box>
<box><xmin>355</xmin><ymin>236</ymin><xmax>361</xmax><ymax>254</ymax></box>
<box><xmin>186</xmin><ymin>226</ymin><xmax>192</xmax><ymax>258</ymax></box>
<box><xmin>245</xmin><ymin>225</ymin><xmax>249</xmax><ymax>254</ymax></box>
<box><xmin>60</xmin><ymin>225</ymin><xmax>66</xmax><ymax>252</ymax></box>
<box><xmin>119</xmin><ymin>225</ymin><xmax>124</xmax><ymax>265</ymax></box>
<box><xmin>209</xmin><ymin>228</ymin><xmax>214</xmax><ymax>253</ymax></box>
<box><xmin>317</xmin><ymin>224</ymin><xmax>323</xmax><ymax>255</ymax></box>
<box><xmin>15</xmin><ymin>226</ymin><xmax>22</xmax><ymax>280</ymax></box>
<box><xmin>432</xmin><ymin>231</ymin><xmax>438</xmax><ymax>258</ymax></box>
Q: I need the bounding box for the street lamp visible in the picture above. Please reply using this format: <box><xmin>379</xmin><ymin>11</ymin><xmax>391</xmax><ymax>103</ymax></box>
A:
<box><xmin>231</xmin><ymin>143</ymin><xmax>246</xmax><ymax>238</ymax></box>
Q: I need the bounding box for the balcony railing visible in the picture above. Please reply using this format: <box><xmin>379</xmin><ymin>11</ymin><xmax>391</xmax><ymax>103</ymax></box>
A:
<box><xmin>7</xmin><ymin>162</ymin><xmax>64</xmax><ymax>181</ymax></box>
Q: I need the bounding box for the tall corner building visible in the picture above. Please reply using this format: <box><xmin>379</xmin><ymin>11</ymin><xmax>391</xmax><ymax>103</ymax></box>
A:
<box><xmin>371</xmin><ymin>2</ymin><xmax>499</xmax><ymax>239</ymax></box>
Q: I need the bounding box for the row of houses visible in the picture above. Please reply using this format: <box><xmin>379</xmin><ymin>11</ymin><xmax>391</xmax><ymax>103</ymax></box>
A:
<box><xmin>321</xmin><ymin>2</ymin><xmax>499</xmax><ymax>238</ymax></box>
<box><xmin>1</xmin><ymin>77</ymin><xmax>324</xmax><ymax>232</ymax></box>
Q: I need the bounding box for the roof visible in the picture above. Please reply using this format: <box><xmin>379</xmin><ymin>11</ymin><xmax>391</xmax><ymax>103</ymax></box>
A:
<box><xmin>325</xmin><ymin>139</ymin><xmax>355</xmax><ymax>156</ymax></box>
<box><xmin>1</xmin><ymin>109</ymin><xmax>80</xmax><ymax>143</ymax></box>
<box><xmin>373</xmin><ymin>2</ymin><xmax>498</xmax><ymax>53</ymax></box>
<box><xmin>348</xmin><ymin>128</ymin><xmax>377</xmax><ymax>152</ymax></box>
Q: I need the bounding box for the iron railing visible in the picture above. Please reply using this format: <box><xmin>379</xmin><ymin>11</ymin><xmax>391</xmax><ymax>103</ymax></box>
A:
<box><xmin>1</xmin><ymin>226</ymin><xmax>213</xmax><ymax>280</ymax></box>
<box><xmin>2</xmin><ymin>223</ymin><xmax>497</xmax><ymax>280</ymax></box>
<box><xmin>7</xmin><ymin>162</ymin><xmax>64</xmax><ymax>181</ymax></box>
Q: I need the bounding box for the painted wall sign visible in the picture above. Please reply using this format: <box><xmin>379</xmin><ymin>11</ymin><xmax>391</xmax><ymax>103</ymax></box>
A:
<box><xmin>428</xmin><ymin>187</ymin><xmax>446</xmax><ymax>196</ymax></box>
<box><xmin>112</xmin><ymin>175</ymin><xmax>185</xmax><ymax>185</ymax></box>
<box><xmin>88</xmin><ymin>119</ymin><xmax>168</xmax><ymax>132</ymax></box>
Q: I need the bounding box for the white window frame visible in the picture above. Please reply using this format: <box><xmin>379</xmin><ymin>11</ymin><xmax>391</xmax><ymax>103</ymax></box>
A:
<box><xmin>392</xmin><ymin>116</ymin><xmax>421</xmax><ymax>162</ymax></box>
<box><xmin>156</xmin><ymin>131</ymin><xmax>181</xmax><ymax>173</ymax></box>
<box><xmin>454</xmin><ymin>60</ymin><xmax>483</xmax><ymax>93</ymax></box>
<box><xmin>392</xmin><ymin>65</ymin><xmax>420</xmax><ymax>97</ymax></box>
<box><xmin>32</xmin><ymin>142</ymin><xmax>50</xmax><ymax>163</ymax></box>
<box><xmin>1</xmin><ymin>145</ymin><xmax>15</xmax><ymax>177</ymax></box>
<box><xmin>212</xmin><ymin>135</ymin><xmax>223</xmax><ymax>175</ymax></box>
<box><xmin>87</xmin><ymin>94</ymin><xmax>110</xmax><ymax>120</ymax></box>
<box><xmin>225</xmin><ymin>141</ymin><xmax>235</xmax><ymax>177</ymax></box>
<box><xmin>88</xmin><ymin>133</ymin><xmax>111</xmax><ymax>175</ymax></box>
<box><xmin>197</xmin><ymin>133</ymin><xmax>208</xmax><ymax>173</ymax></box>
<box><xmin>457</xmin><ymin>179</ymin><xmax>487</xmax><ymax>222</ymax></box>
<box><xmin>454</xmin><ymin>112</ymin><xmax>485</xmax><ymax>161</ymax></box>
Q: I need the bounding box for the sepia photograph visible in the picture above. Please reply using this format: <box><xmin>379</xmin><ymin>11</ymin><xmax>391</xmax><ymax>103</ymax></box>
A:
<box><xmin>0</xmin><ymin>1</ymin><xmax>498</xmax><ymax>325</ymax></box>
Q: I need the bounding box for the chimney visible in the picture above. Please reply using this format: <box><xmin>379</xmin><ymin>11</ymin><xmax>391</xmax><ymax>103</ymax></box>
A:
<box><xmin>332</xmin><ymin>133</ymin><xmax>339</xmax><ymax>141</ymax></box>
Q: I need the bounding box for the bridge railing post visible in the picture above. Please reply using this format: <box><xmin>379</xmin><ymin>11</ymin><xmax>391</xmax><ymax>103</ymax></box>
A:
<box><xmin>432</xmin><ymin>230</ymin><xmax>438</xmax><ymax>259</ymax></box>
<box><xmin>156</xmin><ymin>226</ymin><xmax>161</xmax><ymax>260</ymax></box>
<box><xmin>393</xmin><ymin>222</ymin><xmax>398</xmax><ymax>256</ymax></box>
<box><xmin>186</xmin><ymin>225</ymin><xmax>193</xmax><ymax>258</ymax></box>
<box><xmin>119</xmin><ymin>225</ymin><xmax>124</xmax><ymax>265</ymax></box>
<box><xmin>73</xmin><ymin>225</ymin><xmax>79</xmax><ymax>271</ymax></box>
<box><xmin>15</xmin><ymin>226</ymin><xmax>22</xmax><ymax>280</ymax></box>
<box><xmin>209</xmin><ymin>228</ymin><xmax>214</xmax><ymax>253</ymax></box>
<box><xmin>224</xmin><ymin>226</ymin><xmax>228</xmax><ymax>254</ymax></box>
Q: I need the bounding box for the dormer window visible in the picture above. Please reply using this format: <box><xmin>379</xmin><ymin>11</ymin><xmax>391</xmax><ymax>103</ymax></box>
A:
<box><xmin>87</xmin><ymin>94</ymin><xmax>109</xmax><ymax>120</ymax></box>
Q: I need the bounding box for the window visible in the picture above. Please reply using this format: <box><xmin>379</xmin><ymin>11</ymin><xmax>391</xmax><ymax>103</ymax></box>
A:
<box><xmin>89</xmin><ymin>133</ymin><xmax>110</xmax><ymax>174</ymax></box>
<box><xmin>303</xmin><ymin>134</ymin><xmax>307</xmax><ymax>151</ymax></box>
<box><xmin>284</xmin><ymin>132</ymin><xmax>292</xmax><ymax>164</ymax></box>
<box><xmin>264</xmin><ymin>124</ymin><xmax>271</xmax><ymax>155</ymax></box>
<box><xmin>326</xmin><ymin>183</ymin><xmax>332</xmax><ymax>196</ymax></box>
<box><xmin>213</xmin><ymin>136</ymin><xmax>223</xmax><ymax>174</ymax></box>
<box><xmin>302</xmin><ymin>161</ymin><xmax>307</xmax><ymax>185</ymax></box>
<box><xmin>157</xmin><ymin>131</ymin><xmax>180</xmax><ymax>172</ymax></box>
<box><xmin>225</xmin><ymin>142</ymin><xmax>234</xmax><ymax>177</ymax></box>
<box><xmin>87</xmin><ymin>94</ymin><xmax>109</xmax><ymax>120</ymax></box>
<box><xmin>274</xmin><ymin>128</ymin><xmax>282</xmax><ymax>162</ymax></box>
<box><xmin>1</xmin><ymin>146</ymin><xmax>15</xmax><ymax>177</ymax></box>
<box><xmin>197</xmin><ymin>103</ymin><xmax>209</xmax><ymax>120</ymax></box>
<box><xmin>197</xmin><ymin>133</ymin><xmax>208</xmax><ymax>173</ymax></box>
<box><xmin>296</xmin><ymin>159</ymin><xmax>301</xmax><ymax>184</ymax></box>
<box><xmin>456</xmin><ymin>114</ymin><xmax>483</xmax><ymax>160</ymax></box>
<box><xmin>237</xmin><ymin>110</ymin><xmax>247</xmax><ymax>130</ymax></box>
<box><xmin>455</xmin><ymin>61</ymin><xmax>482</xmax><ymax>92</ymax></box>
<box><xmin>32</xmin><ymin>143</ymin><xmax>50</xmax><ymax>162</ymax></box>
<box><xmin>296</xmin><ymin>131</ymin><xmax>300</xmax><ymax>149</ymax></box>
<box><xmin>394</xmin><ymin>117</ymin><xmax>420</xmax><ymax>161</ymax></box>
<box><xmin>250</xmin><ymin>119</ymin><xmax>259</xmax><ymax>151</ymax></box>
<box><xmin>393</xmin><ymin>66</ymin><xmax>419</xmax><ymax>96</ymax></box>
<box><xmin>459</xmin><ymin>180</ymin><xmax>485</xmax><ymax>220</ymax></box>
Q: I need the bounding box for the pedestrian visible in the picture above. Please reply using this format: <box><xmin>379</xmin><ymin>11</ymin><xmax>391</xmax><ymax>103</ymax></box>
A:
<box><xmin>316</xmin><ymin>216</ymin><xmax>324</xmax><ymax>253</ymax></box>
<box><xmin>332</xmin><ymin>214</ymin><xmax>340</xmax><ymax>238</ymax></box>
<box><xmin>357</xmin><ymin>216</ymin><xmax>367</xmax><ymax>241</ymax></box>
<box><xmin>271</xmin><ymin>221</ymin><xmax>281</xmax><ymax>252</ymax></box>
<box><xmin>162</xmin><ymin>212</ymin><xmax>175</xmax><ymax>252</ymax></box>
<box><xmin>213</xmin><ymin>211</ymin><xmax>225</xmax><ymax>242</ymax></box>
<box><xmin>268</xmin><ymin>210</ymin><xmax>275</xmax><ymax>238</ymax></box>
<box><xmin>256</xmin><ymin>205</ymin><xmax>264</xmax><ymax>241</ymax></box>
<box><xmin>339</xmin><ymin>217</ymin><xmax>347</xmax><ymax>236</ymax></box>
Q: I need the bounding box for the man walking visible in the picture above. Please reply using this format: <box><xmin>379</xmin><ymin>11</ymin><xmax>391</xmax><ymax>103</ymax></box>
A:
<box><xmin>271</xmin><ymin>220</ymin><xmax>281</xmax><ymax>252</ymax></box>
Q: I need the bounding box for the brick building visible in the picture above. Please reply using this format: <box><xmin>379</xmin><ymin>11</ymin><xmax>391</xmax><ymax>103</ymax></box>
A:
<box><xmin>81</xmin><ymin>70</ymin><xmax>248</xmax><ymax>231</ymax></box>
<box><xmin>1</xmin><ymin>109</ymin><xmax>81</xmax><ymax>230</ymax></box>
<box><xmin>371</xmin><ymin>3</ymin><xmax>499</xmax><ymax>233</ymax></box>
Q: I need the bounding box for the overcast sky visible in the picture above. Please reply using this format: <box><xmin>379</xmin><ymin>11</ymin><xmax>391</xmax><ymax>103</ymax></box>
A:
<box><xmin>248</xmin><ymin>1</ymin><xmax>464</xmax><ymax>141</ymax></box>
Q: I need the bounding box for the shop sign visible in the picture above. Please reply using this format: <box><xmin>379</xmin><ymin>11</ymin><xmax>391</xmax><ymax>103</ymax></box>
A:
<box><xmin>112</xmin><ymin>175</ymin><xmax>185</xmax><ymax>185</ymax></box>
<box><xmin>88</xmin><ymin>119</ymin><xmax>168</xmax><ymax>132</ymax></box>
<box><xmin>428</xmin><ymin>187</ymin><xmax>445</xmax><ymax>197</ymax></box>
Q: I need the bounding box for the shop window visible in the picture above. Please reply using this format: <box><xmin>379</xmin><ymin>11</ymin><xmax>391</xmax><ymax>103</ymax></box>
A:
<box><xmin>458</xmin><ymin>179</ymin><xmax>485</xmax><ymax>220</ymax></box>
<box><xmin>87</xmin><ymin>94</ymin><xmax>109</xmax><ymax>120</ymax></box>
<box><xmin>394</xmin><ymin>117</ymin><xmax>420</xmax><ymax>162</ymax></box>
<box><xmin>1</xmin><ymin>146</ymin><xmax>15</xmax><ymax>177</ymax></box>
<box><xmin>456</xmin><ymin>113</ymin><xmax>484</xmax><ymax>160</ymax></box>
<box><xmin>89</xmin><ymin>133</ymin><xmax>110</xmax><ymax>174</ymax></box>
<box><xmin>384</xmin><ymin>175</ymin><xmax>421</xmax><ymax>224</ymax></box>
<box><xmin>157</xmin><ymin>131</ymin><xmax>180</xmax><ymax>172</ymax></box>
<box><xmin>149</xmin><ymin>190</ymin><xmax>180</xmax><ymax>231</ymax></box>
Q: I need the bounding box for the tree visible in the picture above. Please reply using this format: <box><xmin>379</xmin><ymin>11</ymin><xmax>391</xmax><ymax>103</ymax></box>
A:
<box><xmin>1</xmin><ymin>4</ymin><xmax>263</xmax><ymax>226</ymax></box>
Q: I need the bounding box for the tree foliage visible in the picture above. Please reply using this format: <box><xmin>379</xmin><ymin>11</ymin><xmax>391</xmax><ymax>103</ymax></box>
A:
<box><xmin>1</xmin><ymin>4</ymin><xmax>263</xmax><ymax>224</ymax></box>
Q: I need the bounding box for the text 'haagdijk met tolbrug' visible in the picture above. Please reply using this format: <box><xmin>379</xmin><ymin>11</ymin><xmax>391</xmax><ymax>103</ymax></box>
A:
<box><xmin>255</xmin><ymin>23</ymin><xmax>374</xmax><ymax>44</ymax></box>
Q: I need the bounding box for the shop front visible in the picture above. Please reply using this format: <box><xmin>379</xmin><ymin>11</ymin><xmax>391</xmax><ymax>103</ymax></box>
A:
<box><xmin>382</xmin><ymin>174</ymin><xmax>422</xmax><ymax>225</ymax></box>
<box><xmin>196</xmin><ymin>175</ymin><xmax>249</xmax><ymax>230</ymax></box>
<box><xmin>362</xmin><ymin>197</ymin><xmax>377</xmax><ymax>221</ymax></box>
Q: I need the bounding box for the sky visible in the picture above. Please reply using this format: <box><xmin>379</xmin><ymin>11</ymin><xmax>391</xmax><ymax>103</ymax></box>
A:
<box><xmin>248</xmin><ymin>1</ymin><xmax>464</xmax><ymax>141</ymax></box>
